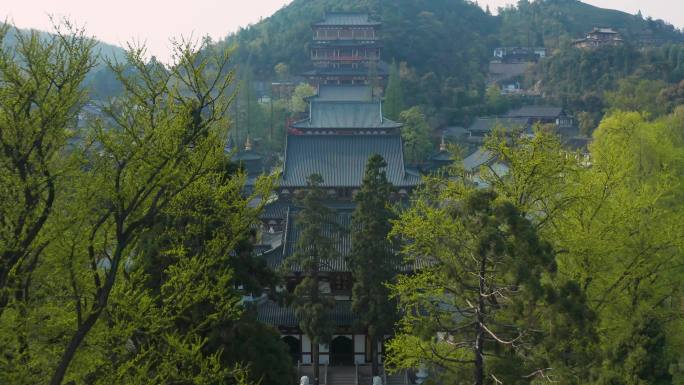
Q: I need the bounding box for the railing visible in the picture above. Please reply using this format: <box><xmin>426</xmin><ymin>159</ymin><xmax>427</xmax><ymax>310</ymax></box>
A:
<box><xmin>355</xmin><ymin>362</ymin><xmax>359</xmax><ymax>385</ymax></box>
<box><xmin>323</xmin><ymin>363</ymin><xmax>328</xmax><ymax>385</ymax></box>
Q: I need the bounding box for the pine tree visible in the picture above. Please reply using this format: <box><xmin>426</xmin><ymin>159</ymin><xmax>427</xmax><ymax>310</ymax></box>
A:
<box><xmin>286</xmin><ymin>174</ymin><xmax>336</xmax><ymax>385</ymax></box>
<box><xmin>387</xmin><ymin>189</ymin><xmax>586</xmax><ymax>384</ymax></box>
<box><xmin>383</xmin><ymin>61</ymin><xmax>404</xmax><ymax>120</ymax></box>
<box><xmin>349</xmin><ymin>155</ymin><xmax>398</xmax><ymax>376</ymax></box>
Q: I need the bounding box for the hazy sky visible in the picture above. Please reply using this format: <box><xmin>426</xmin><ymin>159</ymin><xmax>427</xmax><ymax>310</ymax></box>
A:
<box><xmin>1</xmin><ymin>0</ymin><xmax>682</xmax><ymax>63</ymax></box>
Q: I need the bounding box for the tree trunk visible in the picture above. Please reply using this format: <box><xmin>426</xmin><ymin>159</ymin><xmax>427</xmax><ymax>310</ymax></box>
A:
<box><xmin>50</xmin><ymin>242</ymin><xmax>122</xmax><ymax>385</ymax></box>
<box><xmin>370</xmin><ymin>333</ymin><xmax>379</xmax><ymax>376</ymax></box>
<box><xmin>474</xmin><ymin>256</ymin><xmax>487</xmax><ymax>385</ymax></box>
<box><xmin>49</xmin><ymin>309</ymin><xmax>102</xmax><ymax>385</ymax></box>
<box><xmin>313</xmin><ymin>342</ymin><xmax>320</xmax><ymax>385</ymax></box>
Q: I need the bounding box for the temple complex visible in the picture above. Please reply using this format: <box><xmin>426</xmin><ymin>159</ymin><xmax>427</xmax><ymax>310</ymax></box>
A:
<box><xmin>253</xmin><ymin>12</ymin><xmax>416</xmax><ymax>385</ymax></box>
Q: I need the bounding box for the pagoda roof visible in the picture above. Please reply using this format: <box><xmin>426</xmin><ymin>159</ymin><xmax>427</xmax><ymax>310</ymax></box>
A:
<box><xmin>257</xmin><ymin>300</ymin><xmax>357</xmax><ymax>328</ymax></box>
<box><xmin>310</xmin><ymin>85</ymin><xmax>375</xmax><ymax>102</ymax></box>
<box><xmin>313</xmin><ymin>12</ymin><xmax>381</xmax><ymax>27</ymax></box>
<box><xmin>281</xmin><ymin>135</ymin><xmax>420</xmax><ymax>188</ymax></box>
<box><xmin>292</xmin><ymin>100</ymin><xmax>400</xmax><ymax>130</ymax></box>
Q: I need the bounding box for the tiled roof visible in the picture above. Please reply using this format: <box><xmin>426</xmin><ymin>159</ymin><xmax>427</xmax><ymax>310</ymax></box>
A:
<box><xmin>505</xmin><ymin>106</ymin><xmax>563</xmax><ymax>119</ymax></box>
<box><xmin>468</xmin><ymin>117</ymin><xmax>530</xmax><ymax>134</ymax></box>
<box><xmin>463</xmin><ymin>148</ymin><xmax>495</xmax><ymax>172</ymax></box>
<box><xmin>312</xmin><ymin>85</ymin><xmax>375</xmax><ymax>102</ymax></box>
<box><xmin>257</xmin><ymin>300</ymin><xmax>357</xmax><ymax>328</ymax></box>
<box><xmin>488</xmin><ymin>62</ymin><xmax>530</xmax><ymax>81</ymax></box>
<box><xmin>314</xmin><ymin>13</ymin><xmax>380</xmax><ymax>27</ymax></box>
<box><xmin>281</xmin><ymin>135</ymin><xmax>420</xmax><ymax>188</ymax></box>
<box><xmin>261</xmin><ymin>201</ymin><xmax>289</xmax><ymax>219</ymax></box>
<box><xmin>292</xmin><ymin>101</ymin><xmax>400</xmax><ymax>130</ymax></box>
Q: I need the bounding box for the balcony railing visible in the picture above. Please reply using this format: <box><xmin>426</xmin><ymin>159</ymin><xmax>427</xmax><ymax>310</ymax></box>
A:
<box><xmin>311</xmin><ymin>56</ymin><xmax>379</xmax><ymax>61</ymax></box>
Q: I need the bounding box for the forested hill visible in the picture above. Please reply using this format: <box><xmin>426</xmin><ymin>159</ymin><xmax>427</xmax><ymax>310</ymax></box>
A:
<box><xmin>497</xmin><ymin>0</ymin><xmax>684</xmax><ymax>48</ymax></box>
<box><xmin>1</xmin><ymin>24</ymin><xmax>128</xmax><ymax>63</ymax></box>
<box><xmin>221</xmin><ymin>0</ymin><xmax>683</xmax><ymax>81</ymax></box>
<box><xmin>221</xmin><ymin>0</ymin><xmax>495</xmax><ymax>81</ymax></box>
<box><xmin>1</xmin><ymin>24</ymin><xmax>129</xmax><ymax>100</ymax></box>
<box><xmin>216</xmin><ymin>0</ymin><xmax>682</xmax><ymax>125</ymax></box>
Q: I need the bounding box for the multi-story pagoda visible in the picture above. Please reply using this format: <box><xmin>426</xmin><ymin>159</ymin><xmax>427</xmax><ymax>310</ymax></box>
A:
<box><xmin>304</xmin><ymin>12</ymin><xmax>388</xmax><ymax>88</ymax></box>
<box><xmin>254</xmin><ymin>11</ymin><xmax>418</xmax><ymax>385</ymax></box>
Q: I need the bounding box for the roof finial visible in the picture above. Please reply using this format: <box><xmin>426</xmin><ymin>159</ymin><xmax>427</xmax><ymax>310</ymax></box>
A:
<box><xmin>244</xmin><ymin>135</ymin><xmax>253</xmax><ymax>151</ymax></box>
<box><xmin>439</xmin><ymin>135</ymin><xmax>447</xmax><ymax>152</ymax></box>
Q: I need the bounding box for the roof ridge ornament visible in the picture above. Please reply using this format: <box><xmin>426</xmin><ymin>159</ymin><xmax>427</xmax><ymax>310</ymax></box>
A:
<box><xmin>439</xmin><ymin>135</ymin><xmax>447</xmax><ymax>152</ymax></box>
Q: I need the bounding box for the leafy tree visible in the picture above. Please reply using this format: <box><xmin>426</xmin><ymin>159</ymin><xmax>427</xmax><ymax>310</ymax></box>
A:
<box><xmin>576</xmin><ymin>111</ymin><xmax>599</xmax><ymax>136</ymax></box>
<box><xmin>274</xmin><ymin>62</ymin><xmax>290</xmax><ymax>80</ymax></box>
<box><xmin>399</xmin><ymin>106</ymin><xmax>433</xmax><ymax>165</ymax></box>
<box><xmin>480</xmin><ymin>111</ymin><xmax>684</xmax><ymax>383</ymax></box>
<box><xmin>388</xmin><ymin>187</ymin><xmax>590</xmax><ymax>384</ymax></box>
<box><xmin>384</xmin><ymin>61</ymin><xmax>404</xmax><ymax>120</ymax></box>
<box><xmin>44</xmin><ymin>40</ymin><xmax>253</xmax><ymax>385</ymax></box>
<box><xmin>349</xmin><ymin>154</ymin><xmax>398</xmax><ymax>376</ymax></box>
<box><xmin>605</xmin><ymin>77</ymin><xmax>669</xmax><ymax>117</ymax></box>
<box><xmin>0</xmin><ymin>23</ymin><xmax>96</xmax><ymax>316</ymax></box>
<box><xmin>290</xmin><ymin>82</ymin><xmax>316</xmax><ymax>114</ymax></box>
<box><xmin>285</xmin><ymin>174</ymin><xmax>336</xmax><ymax>385</ymax></box>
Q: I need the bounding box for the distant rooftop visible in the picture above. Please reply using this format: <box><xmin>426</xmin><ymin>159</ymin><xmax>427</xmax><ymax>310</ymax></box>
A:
<box><xmin>505</xmin><ymin>106</ymin><xmax>564</xmax><ymax>119</ymax></box>
<box><xmin>591</xmin><ymin>27</ymin><xmax>619</xmax><ymax>34</ymax></box>
<box><xmin>468</xmin><ymin>117</ymin><xmax>530</xmax><ymax>134</ymax></box>
<box><xmin>463</xmin><ymin>148</ymin><xmax>495</xmax><ymax>172</ymax></box>
<box><xmin>314</xmin><ymin>12</ymin><xmax>380</xmax><ymax>27</ymax></box>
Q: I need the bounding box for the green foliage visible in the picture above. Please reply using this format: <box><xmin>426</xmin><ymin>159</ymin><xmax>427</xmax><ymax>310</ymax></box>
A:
<box><xmin>388</xmin><ymin>185</ymin><xmax>593</xmax><ymax>384</ymax></box>
<box><xmin>0</xmin><ymin>25</ymin><xmax>275</xmax><ymax>385</ymax></box>
<box><xmin>287</xmin><ymin>174</ymin><xmax>336</xmax><ymax>346</ymax></box>
<box><xmin>384</xmin><ymin>61</ymin><xmax>405</xmax><ymax>121</ymax></box>
<box><xmin>289</xmin><ymin>82</ymin><xmax>316</xmax><ymax>114</ymax></box>
<box><xmin>478</xmin><ymin>110</ymin><xmax>684</xmax><ymax>384</ymax></box>
<box><xmin>350</xmin><ymin>155</ymin><xmax>398</xmax><ymax>374</ymax></box>
<box><xmin>285</xmin><ymin>174</ymin><xmax>337</xmax><ymax>385</ymax></box>
<box><xmin>605</xmin><ymin>76</ymin><xmax>670</xmax><ymax>117</ymax></box>
<box><xmin>0</xmin><ymin>21</ymin><xmax>96</xmax><ymax>320</ymax></box>
<box><xmin>497</xmin><ymin>0</ymin><xmax>683</xmax><ymax>49</ymax></box>
<box><xmin>399</xmin><ymin>106</ymin><xmax>433</xmax><ymax>165</ymax></box>
<box><xmin>531</xmin><ymin>43</ymin><xmax>684</xmax><ymax>117</ymax></box>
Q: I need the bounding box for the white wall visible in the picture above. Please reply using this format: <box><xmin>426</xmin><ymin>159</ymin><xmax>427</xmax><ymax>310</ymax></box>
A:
<box><xmin>354</xmin><ymin>334</ymin><xmax>366</xmax><ymax>364</ymax></box>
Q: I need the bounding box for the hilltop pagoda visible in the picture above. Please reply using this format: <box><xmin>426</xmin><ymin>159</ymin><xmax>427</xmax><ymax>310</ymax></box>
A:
<box><xmin>304</xmin><ymin>12</ymin><xmax>388</xmax><ymax>89</ymax></box>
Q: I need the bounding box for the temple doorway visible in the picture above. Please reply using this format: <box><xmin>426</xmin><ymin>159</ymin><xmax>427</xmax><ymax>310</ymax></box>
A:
<box><xmin>282</xmin><ymin>336</ymin><xmax>301</xmax><ymax>364</ymax></box>
<box><xmin>329</xmin><ymin>336</ymin><xmax>354</xmax><ymax>366</ymax></box>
